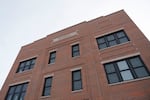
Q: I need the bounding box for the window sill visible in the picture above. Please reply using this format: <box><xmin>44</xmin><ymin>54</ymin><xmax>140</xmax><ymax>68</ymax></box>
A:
<box><xmin>16</xmin><ymin>69</ymin><xmax>32</xmax><ymax>73</ymax></box>
<box><xmin>109</xmin><ymin>76</ymin><xmax>150</xmax><ymax>86</ymax></box>
<box><xmin>40</xmin><ymin>95</ymin><xmax>51</xmax><ymax>99</ymax></box>
<box><xmin>48</xmin><ymin>63</ymin><xmax>55</xmax><ymax>65</ymax></box>
<box><xmin>15</xmin><ymin>69</ymin><xmax>33</xmax><ymax>76</ymax></box>
<box><xmin>99</xmin><ymin>41</ymin><xmax>131</xmax><ymax>51</ymax></box>
<box><xmin>72</xmin><ymin>55</ymin><xmax>80</xmax><ymax>59</ymax></box>
<box><xmin>72</xmin><ymin>89</ymin><xmax>83</xmax><ymax>93</ymax></box>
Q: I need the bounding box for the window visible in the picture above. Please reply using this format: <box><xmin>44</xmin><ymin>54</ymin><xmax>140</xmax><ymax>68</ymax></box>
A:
<box><xmin>42</xmin><ymin>77</ymin><xmax>53</xmax><ymax>96</ymax></box>
<box><xmin>72</xmin><ymin>70</ymin><xmax>82</xmax><ymax>91</ymax></box>
<box><xmin>96</xmin><ymin>30</ymin><xmax>129</xmax><ymax>49</ymax></box>
<box><xmin>104</xmin><ymin>56</ymin><xmax>150</xmax><ymax>84</ymax></box>
<box><xmin>5</xmin><ymin>82</ymin><xmax>28</xmax><ymax>100</ymax></box>
<box><xmin>17</xmin><ymin>58</ymin><xmax>36</xmax><ymax>73</ymax></box>
<box><xmin>48</xmin><ymin>51</ymin><xmax>56</xmax><ymax>64</ymax></box>
<box><xmin>72</xmin><ymin>44</ymin><xmax>80</xmax><ymax>57</ymax></box>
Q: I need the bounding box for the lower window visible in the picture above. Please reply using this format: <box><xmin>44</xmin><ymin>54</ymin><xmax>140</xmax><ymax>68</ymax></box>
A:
<box><xmin>5</xmin><ymin>82</ymin><xmax>28</xmax><ymax>100</ymax></box>
<box><xmin>104</xmin><ymin>56</ymin><xmax>150</xmax><ymax>84</ymax></box>
<box><xmin>72</xmin><ymin>70</ymin><xmax>82</xmax><ymax>91</ymax></box>
<box><xmin>42</xmin><ymin>77</ymin><xmax>53</xmax><ymax>96</ymax></box>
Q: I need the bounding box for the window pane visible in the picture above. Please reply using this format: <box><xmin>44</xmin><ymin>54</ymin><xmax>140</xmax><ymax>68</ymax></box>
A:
<box><xmin>97</xmin><ymin>38</ymin><xmax>105</xmax><ymax>43</ymax></box>
<box><xmin>49</xmin><ymin>52</ymin><xmax>56</xmax><ymax>64</ymax></box>
<box><xmin>43</xmin><ymin>87</ymin><xmax>50</xmax><ymax>96</ymax></box>
<box><xmin>20</xmin><ymin>92</ymin><xmax>25</xmax><ymax>100</ymax></box>
<box><xmin>108</xmin><ymin>40</ymin><xmax>117</xmax><ymax>46</ymax></box>
<box><xmin>121</xmin><ymin>70</ymin><xmax>133</xmax><ymax>81</ymax></box>
<box><xmin>8</xmin><ymin>87</ymin><xmax>16</xmax><ymax>94</ymax></box>
<box><xmin>105</xmin><ymin>64</ymin><xmax>116</xmax><ymax>73</ymax></box>
<box><xmin>135</xmin><ymin>67</ymin><xmax>149</xmax><ymax>78</ymax></box>
<box><xmin>129</xmin><ymin>57</ymin><xmax>143</xmax><ymax>68</ymax></box>
<box><xmin>73</xmin><ymin>71</ymin><xmax>81</xmax><ymax>80</ymax></box>
<box><xmin>96</xmin><ymin>30</ymin><xmax>129</xmax><ymax>50</ymax></box>
<box><xmin>26</xmin><ymin>61</ymin><xmax>31</xmax><ymax>65</ymax></box>
<box><xmin>45</xmin><ymin>78</ymin><xmax>52</xmax><ymax>87</ymax></box>
<box><xmin>73</xmin><ymin>45</ymin><xmax>79</xmax><ymax>51</ymax></box>
<box><xmin>50</xmin><ymin>52</ymin><xmax>56</xmax><ymax>58</ymax></box>
<box><xmin>42</xmin><ymin>77</ymin><xmax>52</xmax><ymax>96</ymax></box>
<box><xmin>72</xmin><ymin>44</ymin><xmax>80</xmax><ymax>57</ymax></box>
<box><xmin>117</xmin><ymin>60</ymin><xmax>129</xmax><ymax>71</ymax></box>
<box><xmin>17</xmin><ymin>58</ymin><xmax>36</xmax><ymax>73</ymax></box>
<box><xmin>18</xmin><ymin>67</ymin><xmax>24</xmax><ymax>72</ymax></box>
<box><xmin>12</xmin><ymin>93</ymin><xmax>19</xmax><ymax>100</ymax></box>
<box><xmin>99</xmin><ymin>43</ymin><xmax>107</xmax><ymax>49</ymax></box>
<box><xmin>20</xmin><ymin>63</ymin><xmax>25</xmax><ymax>68</ymax></box>
<box><xmin>6</xmin><ymin>94</ymin><xmax>13</xmax><ymax>100</ymax></box>
<box><xmin>15</xmin><ymin>85</ymin><xmax>22</xmax><ymax>93</ymax></box>
<box><xmin>6</xmin><ymin>83</ymin><xmax>28</xmax><ymax>100</ymax></box>
<box><xmin>50</xmin><ymin>59</ymin><xmax>55</xmax><ymax>64</ymax></box>
<box><xmin>119</xmin><ymin>37</ymin><xmax>128</xmax><ymax>43</ymax></box>
<box><xmin>30</xmin><ymin>64</ymin><xmax>34</xmax><ymax>69</ymax></box>
<box><xmin>73</xmin><ymin>81</ymin><xmax>82</xmax><ymax>90</ymax></box>
<box><xmin>104</xmin><ymin>56</ymin><xmax>150</xmax><ymax>84</ymax></box>
<box><xmin>108</xmin><ymin>73</ymin><xmax>119</xmax><ymax>84</ymax></box>
<box><xmin>73</xmin><ymin>51</ymin><xmax>80</xmax><ymax>57</ymax></box>
<box><xmin>31</xmin><ymin>59</ymin><xmax>36</xmax><ymax>64</ymax></box>
<box><xmin>117</xmin><ymin>31</ymin><xmax>125</xmax><ymax>38</ymax></box>
<box><xmin>107</xmin><ymin>35</ymin><xmax>115</xmax><ymax>41</ymax></box>
<box><xmin>24</xmin><ymin>65</ymin><xmax>30</xmax><ymax>70</ymax></box>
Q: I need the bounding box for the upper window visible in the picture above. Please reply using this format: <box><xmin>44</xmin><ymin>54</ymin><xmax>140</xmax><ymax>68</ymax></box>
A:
<box><xmin>5</xmin><ymin>82</ymin><xmax>28</xmax><ymax>100</ymax></box>
<box><xmin>104</xmin><ymin>56</ymin><xmax>150</xmax><ymax>84</ymax></box>
<box><xmin>42</xmin><ymin>77</ymin><xmax>53</xmax><ymax>96</ymax></box>
<box><xmin>72</xmin><ymin>70</ymin><xmax>82</xmax><ymax>91</ymax></box>
<box><xmin>17</xmin><ymin>58</ymin><xmax>36</xmax><ymax>73</ymax></box>
<box><xmin>96</xmin><ymin>30</ymin><xmax>129</xmax><ymax>50</ymax></box>
<box><xmin>72</xmin><ymin>44</ymin><xmax>80</xmax><ymax>57</ymax></box>
<box><xmin>48</xmin><ymin>51</ymin><xmax>56</xmax><ymax>64</ymax></box>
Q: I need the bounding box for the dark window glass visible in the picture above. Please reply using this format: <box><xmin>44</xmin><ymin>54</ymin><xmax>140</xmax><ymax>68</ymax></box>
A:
<box><xmin>6</xmin><ymin>94</ymin><xmax>13</xmax><ymax>100</ymax></box>
<box><xmin>8</xmin><ymin>87</ymin><xmax>16</xmax><ymax>94</ymax></box>
<box><xmin>129</xmin><ymin>57</ymin><xmax>143</xmax><ymax>67</ymax></box>
<box><xmin>99</xmin><ymin>43</ymin><xmax>107</xmax><ymax>49</ymax></box>
<box><xmin>96</xmin><ymin>30</ymin><xmax>129</xmax><ymax>50</ymax></box>
<box><xmin>15</xmin><ymin>85</ymin><xmax>22</xmax><ymax>93</ymax></box>
<box><xmin>104</xmin><ymin>56</ymin><xmax>150</xmax><ymax>84</ymax></box>
<box><xmin>72</xmin><ymin>44</ymin><xmax>80</xmax><ymax>57</ymax></box>
<box><xmin>5</xmin><ymin>83</ymin><xmax>28</xmax><ymax>100</ymax></box>
<box><xmin>42</xmin><ymin>77</ymin><xmax>53</xmax><ymax>96</ymax></box>
<box><xmin>72</xmin><ymin>70</ymin><xmax>82</xmax><ymax>91</ymax></box>
<box><xmin>97</xmin><ymin>38</ymin><xmax>105</xmax><ymax>43</ymax></box>
<box><xmin>105</xmin><ymin>64</ymin><xmax>116</xmax><ymax>73</ymax></box>
<box><xmin>49</xmin><ymin>51</ymin><xmax>56</xmax><ymax>64</ymax></box>
<box><xmin>107</xmin><ymin>34</ymin><xmax>115</xmax><ymax>41</ymax></box>
<box><xmin>116</xmin><ymin>31</ymin><xmax>125</xmax><ymax>38</ymax></box>
<box><xmin>17</xmin><ymin>58</ymin><xmax>36</xmax><ymax>73</ymax></box>
<box><xmin>108</xmin><ymin>73</ymin><xmax>120</xmax><ymax>83</ymax></box>
<box><xmin>108</xmin><ymin>40</ymin><xmax>117</xmax><ymax>46</ymax></box>
<box><xmin>20</xmin><ymin>92</ymin><xmax>25</xmax><ymax>100</ymax></box>
<box><xmin>134</xmin><ymin>67</ymin><xmax>149</xmax><ymax>78</ymax></box>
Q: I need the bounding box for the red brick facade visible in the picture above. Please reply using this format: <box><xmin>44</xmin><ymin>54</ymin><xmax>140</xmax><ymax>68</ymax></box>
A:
<box><xmin>1</xmin><ymin>10</ymin><xmax>150</xmax><ymax>100</ymax></box>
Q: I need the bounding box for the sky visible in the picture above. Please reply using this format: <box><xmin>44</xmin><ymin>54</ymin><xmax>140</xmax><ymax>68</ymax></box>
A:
<box><xmin>0</xmin><ymin>0</ymin><xmax>150</xmax><ymax>89</ymax></box>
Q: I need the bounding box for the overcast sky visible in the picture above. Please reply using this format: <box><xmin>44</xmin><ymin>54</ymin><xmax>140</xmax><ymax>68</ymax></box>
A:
<box><xmin>0</xmin><ymin>0</ymin><xmax>150</xmax><ymax>89</ymax></box>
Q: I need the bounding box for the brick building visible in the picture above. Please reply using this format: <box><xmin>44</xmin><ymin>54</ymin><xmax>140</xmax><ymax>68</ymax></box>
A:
<box><xmin>0</xmin><ymin>10</ymin><xmax>150</xmax><ymax>100</ymax></box>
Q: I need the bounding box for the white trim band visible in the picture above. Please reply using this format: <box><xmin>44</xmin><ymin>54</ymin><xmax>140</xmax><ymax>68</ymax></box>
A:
<box><xmin>19</xmin><ymin>56</ymin><xmax>37</xmax><ymax>62</ymax></box>
<box><xmin>95</xmin><ymin>28</ymin><xmax>124</xmax><ymax>38</ymax></box>
<box><xmin>9</xmin><ymin>80</ymin><xmax>30</xmax><ymax>86</ymax></box>
<box><xmin>70</xmin><ymin>67</ymin><xmax>82</xmax><ymax>71</ymax></box>
<box><xmin>44</xmin><ymin>73</ymin><xmax>54</xmax><ymax>78</ymax></box>
<box><xmin>101</xmin><ymin>52</ymin><xmax>141</xmax><ymax>64</ymax></box>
